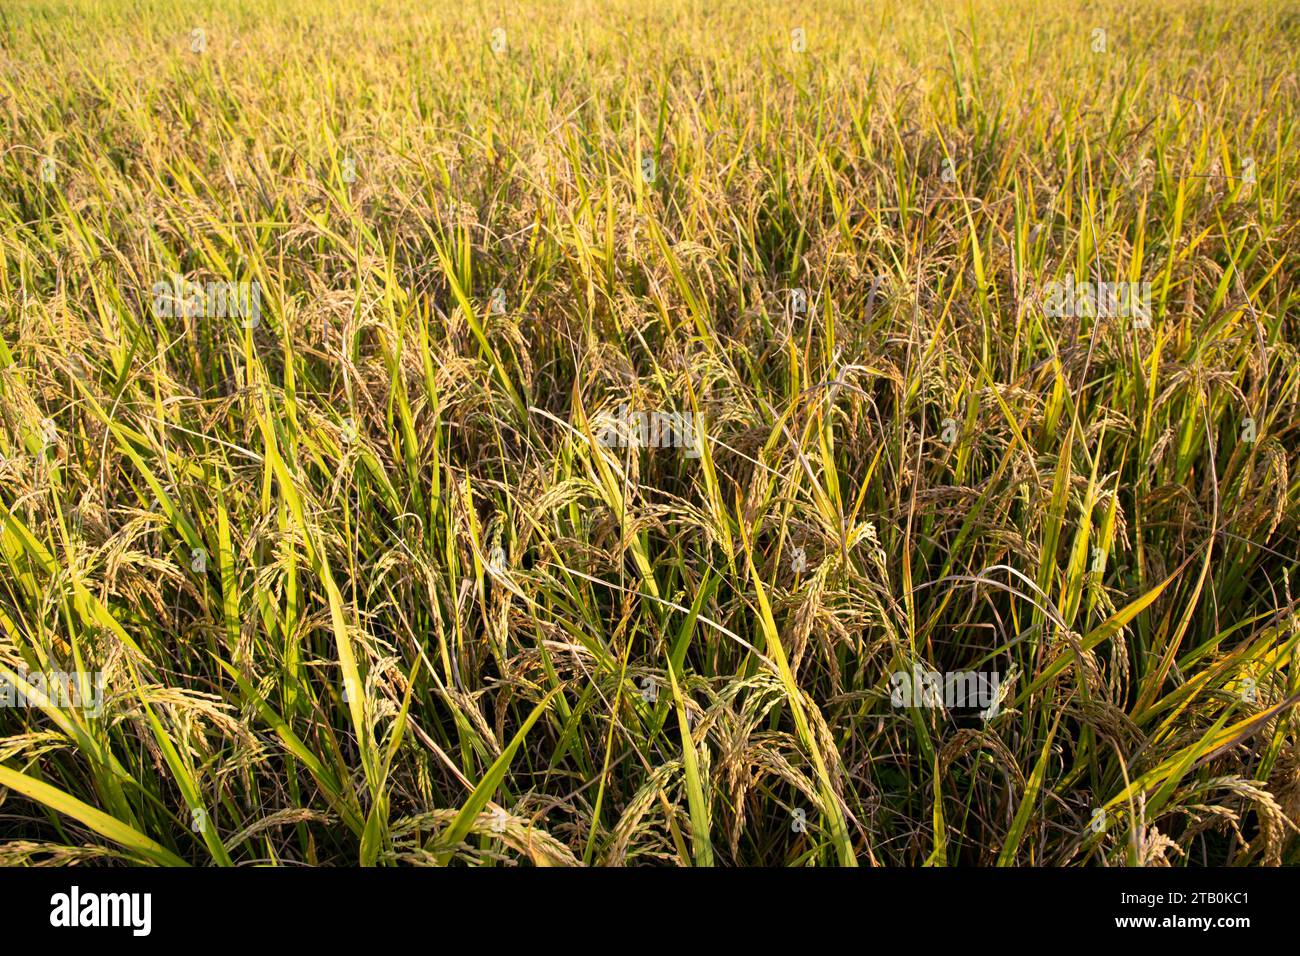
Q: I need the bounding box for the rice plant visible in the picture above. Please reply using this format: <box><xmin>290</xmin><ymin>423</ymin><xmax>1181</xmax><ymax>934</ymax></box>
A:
<box><xmin>1</xmin><ymin>0</ymin><xmax>1298</xmax><ymax>866</ymax></box>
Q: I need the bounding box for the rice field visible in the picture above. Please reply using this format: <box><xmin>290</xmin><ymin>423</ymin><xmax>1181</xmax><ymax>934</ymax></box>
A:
<box><xmin>1</xmin><ymin>0</ymin><xmax>1298</xmax><ymax>866</ymax></box>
